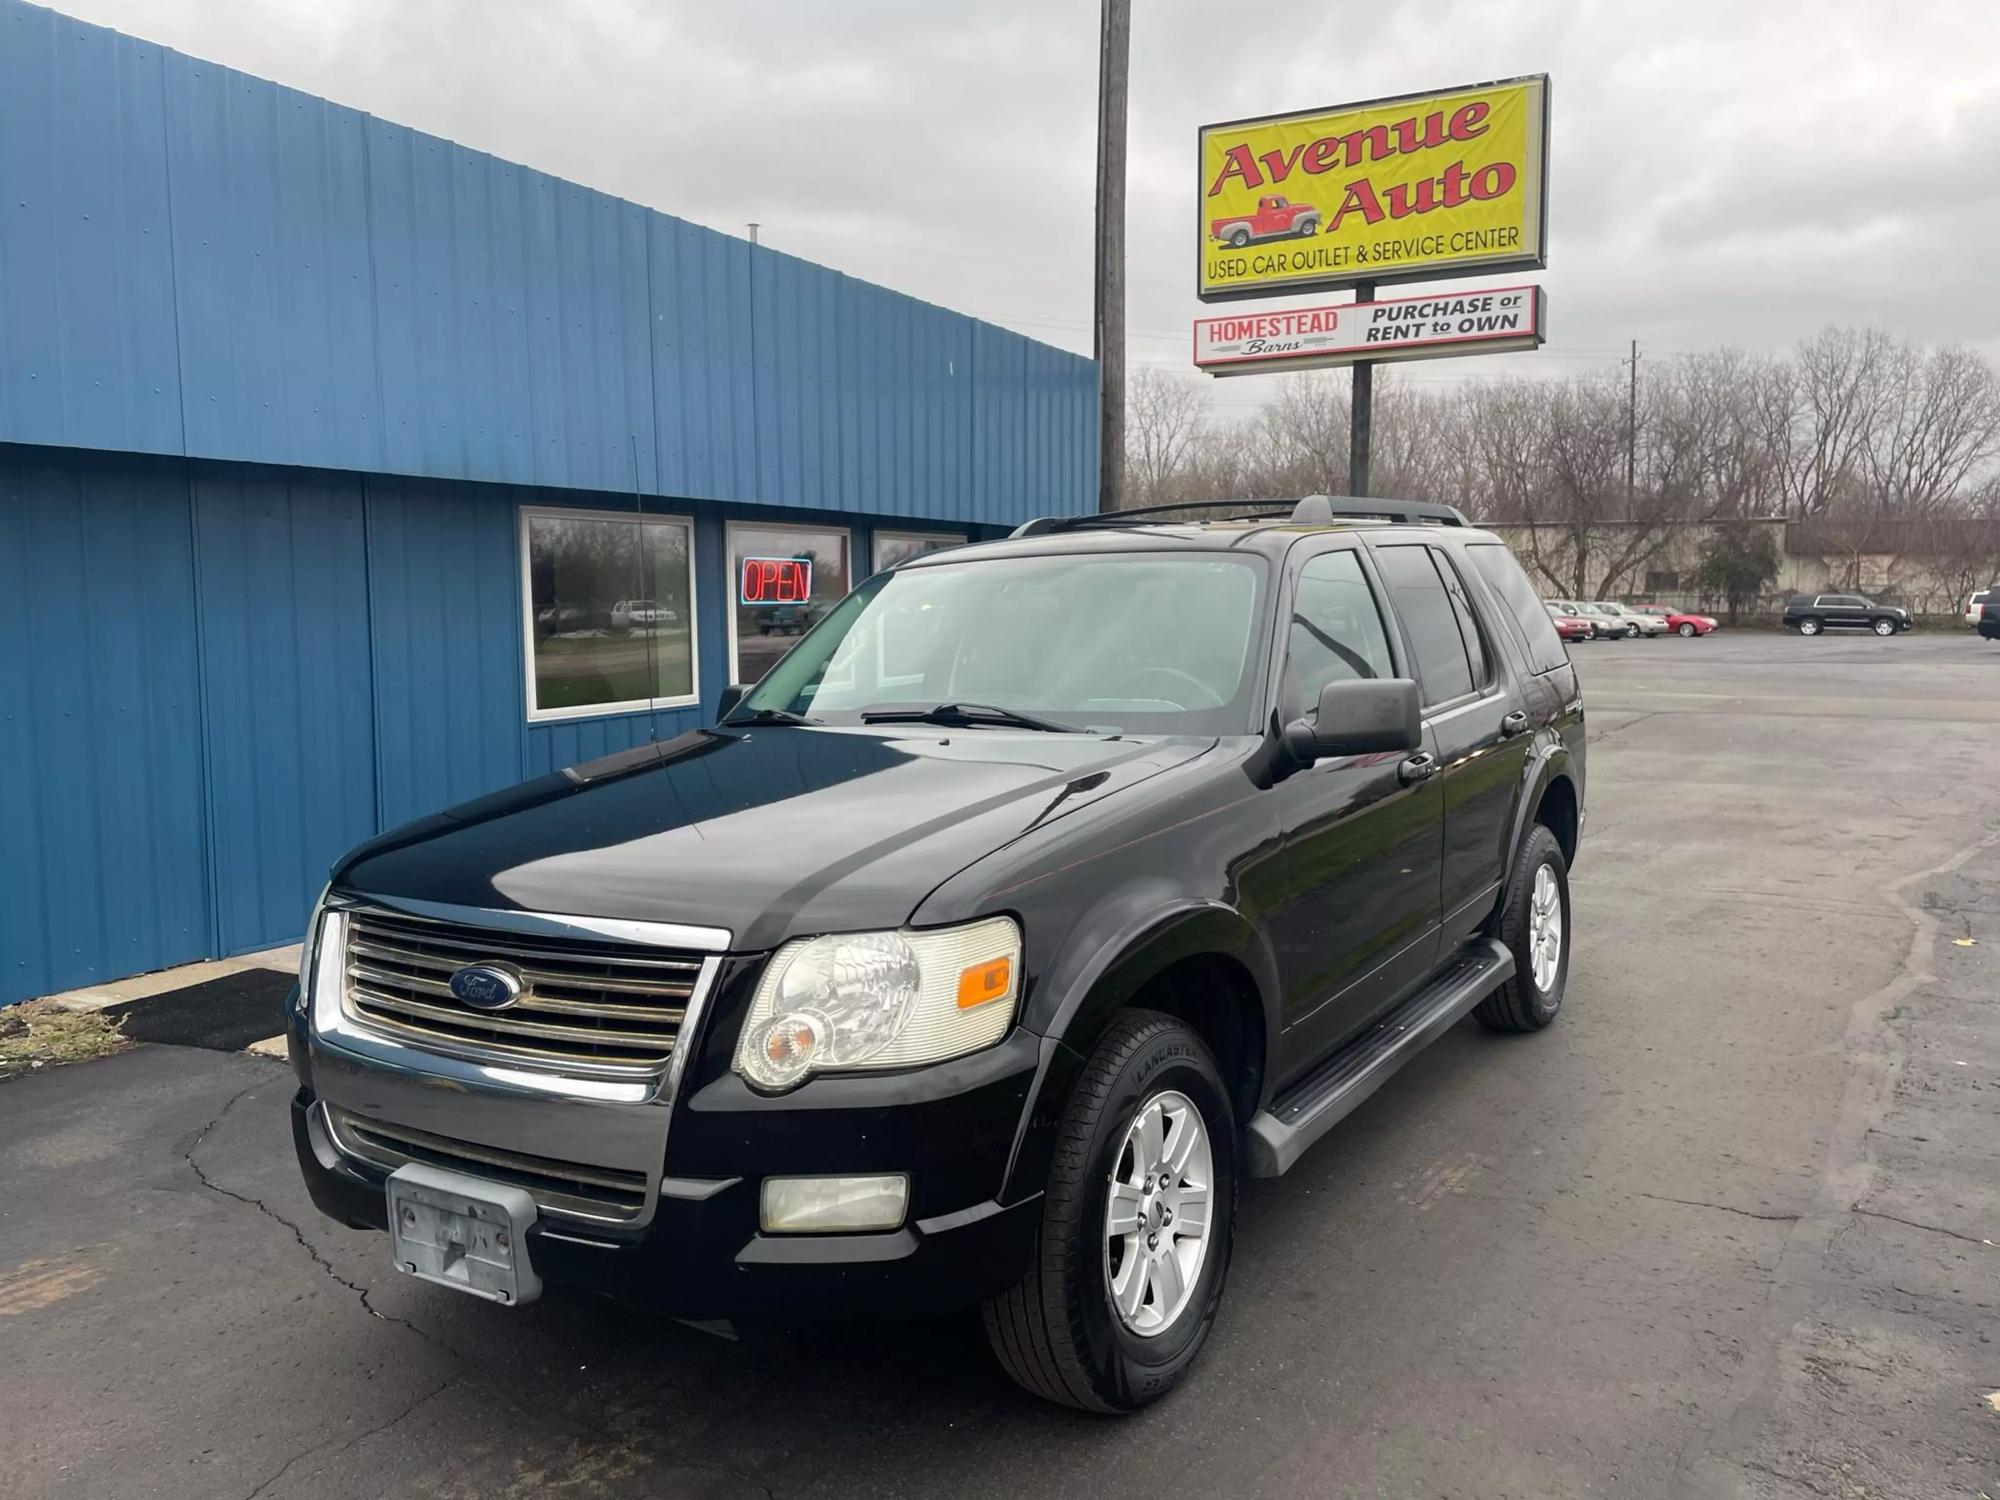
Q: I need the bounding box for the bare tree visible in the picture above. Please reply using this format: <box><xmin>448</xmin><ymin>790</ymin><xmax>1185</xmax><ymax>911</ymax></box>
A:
<box><xmin>1255</xmin><ymin>372</ymin><xmax>1350</xmax><ymax>494</ymax></box>
<box><xmin>1123</xmin><ymin>367</ymin><xmax>1210</xmax><ymax>508</ymax></box>
<box><xmin>1863</xmin><ymin>342</ymin><xmax>2000</xmax><ymax>514</ymax></box>
<box><xmin>1786</xmin><ymin>326</ymin><xmax>1893</xmax><ymax>516</ymax></box>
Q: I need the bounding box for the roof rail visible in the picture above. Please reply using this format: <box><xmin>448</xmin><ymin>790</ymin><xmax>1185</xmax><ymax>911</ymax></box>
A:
<box><xmin>1009</xmin><ymin>495</ymin><xmax>1468</xmax><ymax>537</ymax></box>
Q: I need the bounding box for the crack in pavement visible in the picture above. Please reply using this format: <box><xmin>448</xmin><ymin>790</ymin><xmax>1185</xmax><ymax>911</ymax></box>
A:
<box><xmin>239</xmin><ymin>1372</ymin><xmax>464</xmax><ymax>1500</ymax></box>
<box><xmin>1850</xmin><ymin>1205</ymin><xmax>1996</xmax><ymax>1249</ymax></box>
<box><xmin>1635</xmin><ymin>1191</ymin><xmax>1802</xmax><ymax>1223</ymax></box>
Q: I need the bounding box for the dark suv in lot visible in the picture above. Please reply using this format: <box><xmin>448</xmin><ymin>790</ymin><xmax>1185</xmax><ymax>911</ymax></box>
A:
<box><xmin>287</xmin><ymin>496</ymin><xmax>1585</xmax><ymax>1411</ymax></box>
<box><xmin>1783</xmin><ymin>592</ymin><xmax>1914</xmax><ymax>636</ymax></box>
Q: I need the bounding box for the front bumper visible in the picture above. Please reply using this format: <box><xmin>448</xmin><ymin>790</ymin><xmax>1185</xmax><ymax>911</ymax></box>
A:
<box><xmin>287</xmin><ymin>952</ymin><xmax>1055</xmax><ymax>1320</ymax></box>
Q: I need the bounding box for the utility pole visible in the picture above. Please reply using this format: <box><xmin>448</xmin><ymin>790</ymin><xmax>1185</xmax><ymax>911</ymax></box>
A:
<box><xmin>1093</xmin><ymin>0</ymin><xmax>1129</xmax><ymax>512</ymax></box>
<box><xmin>1347</xmin><ymin>280</ymin><xmax>1376</xmax><ymax>497</ymax></box>
<box><xmin>1625</xmin><ymin>337</ymin><xmax>1638</xmax><ymax>516</ymax></box>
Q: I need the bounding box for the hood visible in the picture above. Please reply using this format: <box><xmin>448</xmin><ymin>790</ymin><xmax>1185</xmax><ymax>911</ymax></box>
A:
<box><xmin>334</xmin><ymin>726</ymin><xmax>1214</xmax><ymax>951</ymax></box>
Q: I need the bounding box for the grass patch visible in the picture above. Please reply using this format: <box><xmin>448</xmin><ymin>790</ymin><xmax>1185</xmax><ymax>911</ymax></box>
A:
<box><xmin>0</xmin><ymin>999</ymin><xmax>131</xmax><ymax>1082</ymax></box>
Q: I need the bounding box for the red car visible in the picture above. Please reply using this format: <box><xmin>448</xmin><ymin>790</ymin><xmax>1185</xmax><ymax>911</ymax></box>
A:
<box><xmin>1633</xmin><ymin>604</ymin><xmax>1717</xmax><ymax>637</ymax></box>
<box><xmin>1544</xmin><ymin>603</ymin><xmax>1593</xmax><ymax>642</ymax></box>
<box><xmin>1208</xmin><ymin>194</ymin><xmax>1322</xmax><ymax>247</ymax></box>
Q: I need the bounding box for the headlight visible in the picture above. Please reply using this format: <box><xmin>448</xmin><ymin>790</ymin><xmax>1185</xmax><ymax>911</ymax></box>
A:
<box><xmin>296</xmin><ymin>885</ymin><xmax>330</xmax><ymax>1015</ymax></box>
<box><xmin>734</xmin><ymin>917</ymin><xmax>1022</xmax><ymax>1091</ymax></box>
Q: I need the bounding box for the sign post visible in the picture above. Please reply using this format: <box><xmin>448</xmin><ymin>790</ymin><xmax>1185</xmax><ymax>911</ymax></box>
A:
<box><xmin>1195</xmin><ymin>75</ymin><xmax>1550</xmax><ymax>497</ymax></box>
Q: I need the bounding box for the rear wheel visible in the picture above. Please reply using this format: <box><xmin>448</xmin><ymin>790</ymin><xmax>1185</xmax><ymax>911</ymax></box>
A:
<box><xmin>1678</xmin><ymin>622</ymin><xmax>1696</xmax><ymax>637</ymax></box>
<box><xmin>1798</xmin><ymin>617</ymin><xmax>1822</xmax><ymax>636</ymax></box>
<box><xmin>1872</xmin><ymin>617</ymin><xmax>1897</xmax><ymax>636</ymax></box>
<box><xmin>1477</xmin><ymin>824</ymin><xmax>1569</xmax><ymax>1033</ymax></box>
<box><xmin>1227</xmin><ymin>228</ymin><xmax>1250</xmax><ymax>249</ymax></box>
<box><xmin>983</xmin><ymin>1011</ymin><xmax>1237</xmax><ymax>1412</ymax></box>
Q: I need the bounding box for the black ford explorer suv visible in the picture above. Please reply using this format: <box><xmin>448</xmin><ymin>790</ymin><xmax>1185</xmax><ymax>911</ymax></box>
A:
<box><xmin>287</xmin><ymin>496</ymin><xmax>1585</xmax><ymax>1412</ymax></box>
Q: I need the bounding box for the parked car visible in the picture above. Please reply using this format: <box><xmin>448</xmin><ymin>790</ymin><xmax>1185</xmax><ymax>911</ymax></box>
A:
<box><xmin>1631</xmin><ymin>605</ymin><xmax>1718</xmax><ymax>637</ymax></box>
<box><xmin>611</xmin><ymin>598</ymin><xmax>680</xmax><ymax>630</ymax></box>
<box><xmin>1544</xmin><ymin>603</ymin><xmax>1593</xmax><ymax>643</ymax></box>
<box><xmin>1966</xmin><ymin>588</ymin><xmax>1994</xmax><ymax>629</ymax></box>
<box><xmin>754</xmin><ymin>604</ymin><xmax>817</xmax><ymax>636</ymax></box>
<box><xmin>1208</xmin><ymin>193</ymin><xmax>1321</xmax><ymax>247</ymax></box>
<box><xmin>1593</xmin><ymin>601</ymin><xmax>1668</xmax><ymax>637</ymax></box>
<box><xmin>1978</xmin><ymin>600</ymin><xmax>2000</xmax><ymax>641</ymax></box>
<box><xmin>1783</xmin><ymin>593</ymin><xmax>1913</xmax><ymax>637</ymax></box>
<box><xmin>1544</xmin><ymin>600</ymin><xmax>1607</xmax><ymax>638</ymax></box>
<box><xmin>1552</xmin><ymin>601</ymin><xmax>1636</xmax><ymax>639</ymax></box>
<box><xmin>287</xmin><ymin>496</ymin><xmax>1585</xmax><ymax>1412</ymax></box>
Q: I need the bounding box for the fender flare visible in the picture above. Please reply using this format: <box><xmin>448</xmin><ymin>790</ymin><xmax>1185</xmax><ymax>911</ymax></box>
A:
<box><xmin>998</xmin><ymin>892</ymin><xmax>1279</xmax><ymax>1201</ymax></box>
<box><xmin>1500</xmin><ymin>741</ymin><xmax>1578</xmax><ymax>912</ymax></box>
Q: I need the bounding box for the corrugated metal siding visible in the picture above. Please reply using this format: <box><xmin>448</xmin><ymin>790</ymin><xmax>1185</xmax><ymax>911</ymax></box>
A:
<box><xmin>0</xmin><ymin>0</ymin><xmax>1097</xmax><ymax>524</ymax></box>
<box><xmin>191</xmin><ymin>464</ymin><xmax>377</xmax><ymax>952</ymax></box>
<box><xmin>0</xmin><ymin>450</ymin><xmax>210</xmax><ymax>998</ymax></box>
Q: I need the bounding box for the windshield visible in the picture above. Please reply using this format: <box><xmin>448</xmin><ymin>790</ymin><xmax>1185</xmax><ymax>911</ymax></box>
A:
<box><xmin>737</xmin><ymin>550</ymin><xmax>1268</xmax><ymax>734</ymax></box>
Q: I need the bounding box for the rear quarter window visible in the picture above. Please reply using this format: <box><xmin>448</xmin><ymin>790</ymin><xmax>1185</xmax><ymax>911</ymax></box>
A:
<box><xmin>1466</xmin><ymin>544</ymin><xmax>1570</xmax><ymax>674</ymax></box>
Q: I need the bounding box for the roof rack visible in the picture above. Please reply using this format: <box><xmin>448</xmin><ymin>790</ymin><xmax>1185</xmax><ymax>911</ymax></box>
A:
<box><xmin>1009</xmin><ymin>495</ymin><xmax>1468</xmax><ymax>537</ymax></box>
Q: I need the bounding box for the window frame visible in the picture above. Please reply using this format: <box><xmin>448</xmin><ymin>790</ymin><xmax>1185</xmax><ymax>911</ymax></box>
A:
<box><xmin>872</xmin><ymin>528</ymin><xmax>968</xmax><ymax>575</ymax></box>
<box><xmin>1367</xmin><ymin>539</ymin><xmax>1487</xmax><ymax>713</ymax></box>
<box><xmin>1274</xmin><ymin>539</ymin><xmax>1401</xmax><ymax>725</ymax></box>
<box><xmin>724</xmin><ymin>519</ymin><xmax>854</xmax><ymax>688</ymax></box>
<box><xmin>517</xmin><ymin>504</ymin><xmax>702</xmax><ymax>724</ymax></box>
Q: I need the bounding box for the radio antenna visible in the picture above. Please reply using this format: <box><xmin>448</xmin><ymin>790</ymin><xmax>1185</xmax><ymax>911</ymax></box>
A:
<box><xmin>630</xmin><ymin>434</ymin><xmax>661</xmax><ymax>748</ymax></box>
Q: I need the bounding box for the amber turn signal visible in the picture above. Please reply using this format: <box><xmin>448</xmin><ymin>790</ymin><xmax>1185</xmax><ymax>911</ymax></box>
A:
<box><xmin>956</xmin><ymin>956</ymin><xmax>1012</xmax><ymax>1009</ymax></box>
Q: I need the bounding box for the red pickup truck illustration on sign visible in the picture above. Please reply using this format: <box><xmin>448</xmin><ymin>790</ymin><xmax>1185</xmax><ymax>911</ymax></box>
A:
<box><xmin>1209</xmin><ymin>194</ymin><xmax>1322</xmax><ymax>247</ymax></box>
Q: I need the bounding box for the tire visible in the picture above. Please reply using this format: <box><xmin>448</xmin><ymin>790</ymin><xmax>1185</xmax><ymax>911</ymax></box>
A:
<box><xmin>1476</xmin><ymin>824</ymin><xmax>1570</xmax><ymax>1034</ymax></box>
<box><xmin>1227</xmin><ymin>228</ymin><xmax>1250</xmax><ymax>249</ymax></box>
<box><xmin>1798</xmin><ymin>617</ymin><xmax>1822</xmax><ymax>636</ymax></box>
<box><xmin>1296</xmin><ymin>217</ymin><xmax>1319</xmax><ymax>236</ymax></box>
<box><xmin>1678</xmin><ymin>622</ymin><xmax>1696</xmax><ymax>637</ymax></box>
<box><xmin>1872</xmin><ymin>617</ymin><xmax>1896</xmax><ymax>636</ymax></box>
<box><xmin>983</xmin><ymin>1011</ymin><xmax>1237</xmax><ymax>1413</ymax></box>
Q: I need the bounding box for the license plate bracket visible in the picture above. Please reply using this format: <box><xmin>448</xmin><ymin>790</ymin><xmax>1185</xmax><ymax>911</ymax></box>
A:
<box><xmin>386</xmin><ymin>1163</ymin><xmax>541</xmax><ymax>1306</ymax></box>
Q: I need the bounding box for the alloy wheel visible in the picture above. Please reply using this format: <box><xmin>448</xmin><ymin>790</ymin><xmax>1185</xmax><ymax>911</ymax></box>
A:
<box><xmin>1103</xmin><ymin>1089</ymin><xmax>1214</xmax><ymax>1337</ymax></box>
<box><xmin>1529</xmin><ymin>863</ymin><xmax>1564</xmax><ymax>992</ymax></box>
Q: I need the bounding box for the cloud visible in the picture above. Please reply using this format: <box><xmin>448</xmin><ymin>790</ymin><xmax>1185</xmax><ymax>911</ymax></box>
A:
<box><xmin>43</xmin><ymin>0</ymin><xmax>2000</xmax><ymax>404</ymax></box>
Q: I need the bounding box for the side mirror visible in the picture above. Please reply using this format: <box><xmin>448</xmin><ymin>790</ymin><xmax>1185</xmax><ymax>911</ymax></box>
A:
<box><xmin>716</xmin><ymin>683</ymin><xmax>748</xmax><ymax>721</ymax></box>
<box><xmin>1281</xmin><ymin>678</ymin><xmax>1421</xmax><ymax>765</ymax></box>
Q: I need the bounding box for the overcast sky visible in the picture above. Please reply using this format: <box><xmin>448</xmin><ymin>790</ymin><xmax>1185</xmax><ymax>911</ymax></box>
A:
<box><xmin>49</xmin><ymin>0</ymin><xmax>2000</xmax><ymax>418</ymax></box>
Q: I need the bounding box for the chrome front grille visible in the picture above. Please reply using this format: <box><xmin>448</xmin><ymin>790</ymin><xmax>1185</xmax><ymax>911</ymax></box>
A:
<box><xmin>323</xmin><ymin>1105</ymin><xmax>648</xmax><ymax>1224</ymax></box>
<box><xmin>341</xmin><ymin>908</ymin><xmax>704</xmax><ymax>1072</ymax></box>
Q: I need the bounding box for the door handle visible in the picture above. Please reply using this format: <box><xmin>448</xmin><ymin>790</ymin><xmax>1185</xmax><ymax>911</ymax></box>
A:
<box><xmin>1500</xmin><ymin>710</ymin><xmax>1529</xmax><ymax>738</ymax></box>
<box><xmin>1398</xmin><ymin>752</ymin><xmax>1438</xmax><ymax>785</ymax></box>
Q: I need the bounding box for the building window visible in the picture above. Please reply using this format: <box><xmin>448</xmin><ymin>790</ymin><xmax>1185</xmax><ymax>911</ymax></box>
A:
<box><xmin>873</xmin><ymin>529</ymin><xmax>967</xmax><ymax>574</ymax></box>
<box><xmin>727</xmin><ymin>521</ymin><xmax>851</xmax><ymax>685</ymax></box>
<box><xmin>1645</xmin><ymin>569</ymin><xmax>1681</xmax><ymax>593</ymax></box>
<box><xmin>519</xmin><ymin>507</ymin><xmax>699</xmax><ymax>721</ymax></box>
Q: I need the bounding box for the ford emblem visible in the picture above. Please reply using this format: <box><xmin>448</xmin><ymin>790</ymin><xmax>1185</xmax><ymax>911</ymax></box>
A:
<box><xmin>449</xmin><ymin>963</ymin><xmax>523</xmax><ymax>1011</ymax></box>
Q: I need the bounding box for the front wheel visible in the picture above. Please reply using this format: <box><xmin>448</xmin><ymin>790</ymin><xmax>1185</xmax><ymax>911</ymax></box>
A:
<box><xmin>1872</xmin><ymin>618</ymin><xmax>1897</xmax><ymax>636</ymax></box>
<box><xmin>983</xmin><ymin>1011</ymin><xmax>1237</xmax><ymax>1412</ymax></box>
<box><xmin>1477</xmin><ymin>824</ymin><xmax>1570</xmax><ymax>1033</ymax></box>
<box><xmin>1678</xmin><ymin>622</ymin><xmax>1696</xmax><ymax>637</ymax></box>
<box><xmin>1798</xmin><ymin>617</ymin><xmax>1823</xmax><ymax>636</ymax></box>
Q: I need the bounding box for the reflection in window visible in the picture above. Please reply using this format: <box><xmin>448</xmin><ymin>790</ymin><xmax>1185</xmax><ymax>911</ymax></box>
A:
<box><xmin>873</xmin><ymin>530</ymin><xmax>966</xmax><ymax>574</ymax></box>
<box><xmin>523</xmin><ymin>510</ymin><xmax>696</xmax><ymax>719</ymax></box>
<box><xmin>728</xmin><ymin>522</ymin><xmax>850</xmax><ymax>685</ymax></box>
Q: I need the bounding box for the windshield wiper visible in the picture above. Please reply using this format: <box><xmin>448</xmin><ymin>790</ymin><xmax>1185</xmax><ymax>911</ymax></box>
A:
<box><xmin>723</xmin><ymin>706</ymin><xmax>816</xmax><ymax>727</ymax></box>
<box><xmin>859</xmin><ymin>701</ymin><xmax>1080</xmax><ymax>733</ymax></box>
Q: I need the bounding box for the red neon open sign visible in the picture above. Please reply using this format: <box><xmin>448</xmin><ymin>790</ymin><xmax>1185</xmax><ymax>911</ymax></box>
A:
<box><xmin>739</xmin><ymin>555</ymin><xmax>812</xmax><ymax>605</ymax></box>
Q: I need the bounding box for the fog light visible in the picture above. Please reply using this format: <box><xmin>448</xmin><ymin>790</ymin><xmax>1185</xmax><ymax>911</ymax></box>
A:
<box><xmin>759</xmin><ymin>1174</ymin><xmax>909</xmax><ymax>1234</ymax></box>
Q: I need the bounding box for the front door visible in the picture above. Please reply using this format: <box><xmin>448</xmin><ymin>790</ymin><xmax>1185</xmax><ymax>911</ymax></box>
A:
<box><xmin>1369</xmin><ymin>542</ymin><xmax>1531</xmax><ymax>949</ymax></box>
<box><xmin>1267</xmin><ymin>543</ymin><xmax>1444</xmax><ymax>1087</ymax></box>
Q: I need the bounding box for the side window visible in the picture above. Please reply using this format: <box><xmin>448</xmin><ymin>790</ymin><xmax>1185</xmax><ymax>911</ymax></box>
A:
<box><xmin>1435</xmin><ymin>551</ymin><xmax>1490</xmax><ymax>689</ymax></box>
<box><xmin>1279</xmin><ymin>550</ymin><xmax>1396</xmax><ymax>722</ymax></box>
<box><xmin>1467</xmin><ymin>543</ymin><xmax>1568</xmax><ymax>674</ymax></box>
<box><xmin>1372</xmin><ymin>545</ymin><xmax>1476</xmax><ymax>706</ymax></box>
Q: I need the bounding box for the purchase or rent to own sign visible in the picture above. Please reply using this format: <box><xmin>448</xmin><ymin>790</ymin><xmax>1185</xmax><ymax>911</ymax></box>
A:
<box><xmin>1198</xmin><ymin>76</ymin><xmax>1549</xmax><ymax>301</ymax></box>
<box><xmin>1193</xmin><ymin>285</ymin><xmax>1545</xmax><ymax>376</ymax></box>
<box><xmin>740</xmin><ymin>556</ymin><xmax>812</xmax><ymax>605</ymax></box>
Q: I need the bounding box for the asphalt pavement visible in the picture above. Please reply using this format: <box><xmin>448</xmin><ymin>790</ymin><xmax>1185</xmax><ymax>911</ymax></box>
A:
<box><xmin>2</xmin><ymin>628</ymin><xmax>1996</xmax><ymax>1499</ymax></box>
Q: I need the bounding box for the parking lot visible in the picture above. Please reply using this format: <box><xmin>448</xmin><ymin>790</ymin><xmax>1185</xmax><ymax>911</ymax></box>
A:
<box><xmin>3</xmin><ymin>629</ymin><xmax>1996</xmax><ymax>1500</ymax></box>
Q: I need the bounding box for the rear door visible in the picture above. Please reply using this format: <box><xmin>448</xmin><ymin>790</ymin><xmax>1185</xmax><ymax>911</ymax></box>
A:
<box><xmin>1370</xmin><ymin>540</ymin><xmax>1532</xmax><ymax>951</ymax></box>
<box><xmin>1823</xmin><ymin>595</ymin><xmax>1867</xmax><ymax>628</ymax></box>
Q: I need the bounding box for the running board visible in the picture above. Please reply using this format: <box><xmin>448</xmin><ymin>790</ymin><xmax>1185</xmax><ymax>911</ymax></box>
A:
<box><xmin>1247</xmin><ymin>939</ymin><xmax>1514</xmax><ymax>1177</ymax></box>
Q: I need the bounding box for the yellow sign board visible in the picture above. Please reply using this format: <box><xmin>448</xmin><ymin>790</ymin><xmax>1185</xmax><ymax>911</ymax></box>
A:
<box><xmin>1198</xmin><ymin>76</ymin><xmax>1548</xmax><ymax>301</ymax></box>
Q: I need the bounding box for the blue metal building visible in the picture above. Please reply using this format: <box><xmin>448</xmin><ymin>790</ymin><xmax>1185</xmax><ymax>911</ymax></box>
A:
<box><xmin>0</xmin><ymin>0</ymin><xmax>1098</xmax><ymax>1005</ymax></box>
